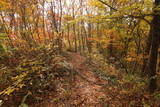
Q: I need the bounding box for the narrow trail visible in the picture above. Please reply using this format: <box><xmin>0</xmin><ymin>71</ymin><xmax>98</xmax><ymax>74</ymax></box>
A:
<box><xmin>31</xmin><ymin>52</ymin><xmax>152</xmax><ymax>107</ymax></box>
<box><xmin>69</xmin><ymin>53</ymin><xmax>107</xmax><ymax>106</ymax></box>
<box><xmin>33</xmin><ymin>53</ymin><xmax>108</xmax><ymax>107</ymax></box>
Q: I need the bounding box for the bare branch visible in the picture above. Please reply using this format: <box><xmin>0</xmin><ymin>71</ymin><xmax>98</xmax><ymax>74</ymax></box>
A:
<box><xmin>98</xmin><ymin>0</ymin><xmax>118</xmax><ymax>11</ymax></box>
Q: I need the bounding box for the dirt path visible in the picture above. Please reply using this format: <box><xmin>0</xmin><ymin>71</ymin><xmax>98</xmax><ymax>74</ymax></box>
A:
<box><xmin>33</xmin><ymin>52</ymin><xmax>152</xmax><ymax>107</ymax></box>
<box><xmin>68</xmin><ymin>53</ymin><xmax>107</xmax><ymax>106</ymax></box>
<box><xmin>33</xmin><ymin>52</ymin><xmax>108</xmax><ymax>107</ymax></box>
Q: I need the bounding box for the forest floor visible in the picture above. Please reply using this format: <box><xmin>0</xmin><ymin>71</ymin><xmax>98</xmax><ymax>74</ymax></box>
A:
<box><xmin>68</xmin><ymin>53</ymin><xmax>107</xmax><ymax>106</ymax></box>
<box><xmin>33</xmin><ymin>52</ymin><xmax>108</xmax><ymax>107</ymax></box>
<box><xmin>1</xmin><ymin>50</ymin><xmax>158</xmax><ymax>107</ymax></box>
<box><xmin>32</xmin><ymin>52</ymin><xmax>151</xmax><ymax>107</ymax></box>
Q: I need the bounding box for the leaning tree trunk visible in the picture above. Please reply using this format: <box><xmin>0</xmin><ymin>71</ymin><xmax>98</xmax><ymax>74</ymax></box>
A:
<box><xmin>148</xmin><ymin>0</ymin><xmax>160</xmax><ymax>93</ymax></box>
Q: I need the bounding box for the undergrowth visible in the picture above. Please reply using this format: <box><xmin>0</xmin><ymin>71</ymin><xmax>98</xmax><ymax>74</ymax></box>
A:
<box><xmin>85</xmin><ymin>52</ymin><xmax>160</xmax><ymax>106</ymax></box>
<box><xmin>0</xmin><ymin>44</ymin><xmax>73</xmax><ymax>106</ymax></box>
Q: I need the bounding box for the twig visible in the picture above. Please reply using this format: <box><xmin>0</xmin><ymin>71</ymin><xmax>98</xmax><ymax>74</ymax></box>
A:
<box><xmin>98</xmin><ymin>0</ymin><xmax>118</xmax><ymax>11</ymax></box>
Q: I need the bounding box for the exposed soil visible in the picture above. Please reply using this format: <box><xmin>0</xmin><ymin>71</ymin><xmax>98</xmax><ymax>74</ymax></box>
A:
<box><xmin>30</xmin><ymin>52</ymin><xmax>150</xmax><ymax>107</ymax></box>
<box><xmin>32</xmin><ymin>52</ymin><xmax>108</xmax><ymax>107</ymax></box>
<box><xmin>68</xmin><ymin>53</ymin><xmax>107</xmax><ymax>106</ymax></box>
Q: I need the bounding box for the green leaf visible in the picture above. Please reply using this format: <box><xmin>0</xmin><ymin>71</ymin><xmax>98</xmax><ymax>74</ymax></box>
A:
<box><xmin>0</xmin><ymin>100</ymin><xmax>3</xmax><ymax>106</ymax></box>
<box><xmin>0</xmin><ymin>44</ymin><xmax>5</xmax><ymax>53</ymax></box>
<box><xmin>0</xmin><ymin>33</ymin><xmax>8</xmax><ymax>39</ymax></box>
<box><xmin>19</xmin><ymin>103</ymin><xmax>28</xmax><ymax>107</ymax></box>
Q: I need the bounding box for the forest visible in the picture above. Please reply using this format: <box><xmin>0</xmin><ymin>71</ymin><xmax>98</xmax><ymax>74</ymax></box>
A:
<box><xmin>0</xmin><ymin>0</ymin><xmax>160</xmax><ymax>106</ymax></box>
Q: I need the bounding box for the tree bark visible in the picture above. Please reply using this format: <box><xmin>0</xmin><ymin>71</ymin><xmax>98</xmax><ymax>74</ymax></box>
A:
<box><xmin>148</xmin><ymin>0</ymin><xmax>160</xmax><ymax>93</ymax></box>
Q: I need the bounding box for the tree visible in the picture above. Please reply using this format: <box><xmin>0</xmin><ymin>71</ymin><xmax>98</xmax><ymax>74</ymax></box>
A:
<box><xmin>148</xmin><ymin>0</ymin><xmax>160</xmax><ymax>93</ymax></box>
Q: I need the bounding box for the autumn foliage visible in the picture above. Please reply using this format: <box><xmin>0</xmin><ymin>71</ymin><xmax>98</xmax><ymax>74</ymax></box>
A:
<box><xmin>0</xmin><ymin>0</ymin><xmax>160</xmax><ymax>106</ymax></box>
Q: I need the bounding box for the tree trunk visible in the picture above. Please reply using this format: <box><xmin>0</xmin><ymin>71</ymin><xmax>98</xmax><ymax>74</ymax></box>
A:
<box><xmin>148</xmin><ymin>0</ymin><xmax>160</xmax><ymax>93</ymax></box>
<box><xmin>67</xmin><ymin>23</ymin><xmax>71</xmax><ymax>49</ymax></box>
<box><xmin>141</xmin><ymin>26</ymin><xmax>152</xmax><ymax>76</ymax></box>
